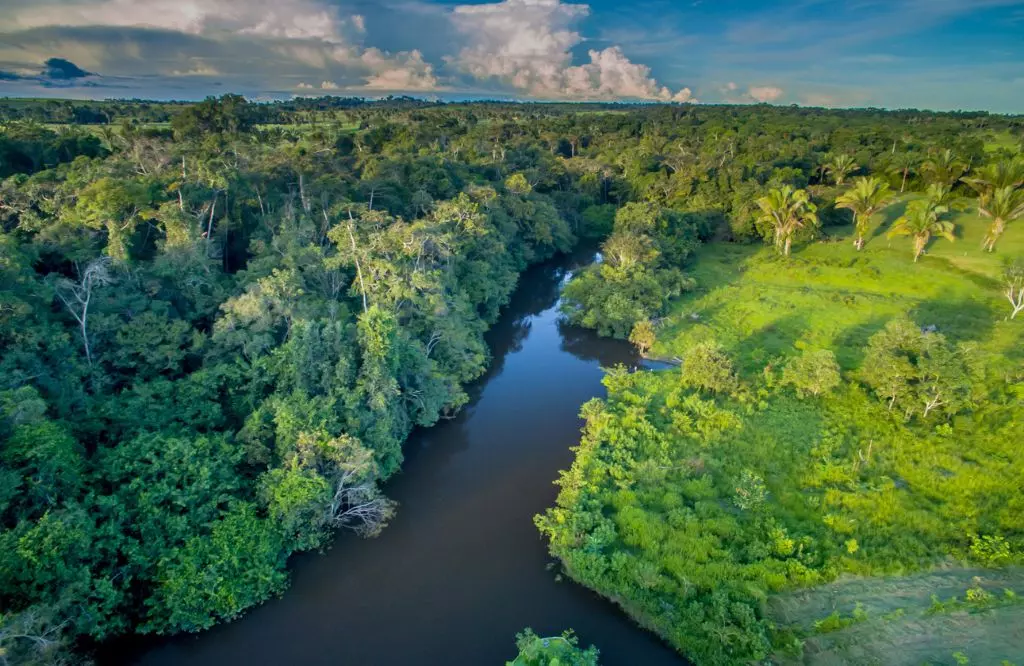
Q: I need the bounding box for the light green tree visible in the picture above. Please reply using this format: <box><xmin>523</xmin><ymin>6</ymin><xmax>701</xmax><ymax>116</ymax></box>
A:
<box><xmin>887</xmin><ymin>198</ymin><xmax>954</xmax><ymax>262</ymax></box>
<box><xmin>825</xmin><ymin>154</ymin><xmax>858</xmax><ymax>186</ymax></box>
<box><xmin>921</xmin><ymin>149</ymin><xmax>967</xmax><ymax>187</ymax></box>
<box><xmin>978</xmin><ymin>186</ymin><xmax>1024</xmax><ymax>252</ymax></box>
<box><xmin>756</xmin><ymin>186</ymin><xmax>819</xmax><ymax>256</ymax></box>
<box><xmin>835</xmin><ymin>176</ymin><xmax>893</xmax><ymax>250</ymax></box>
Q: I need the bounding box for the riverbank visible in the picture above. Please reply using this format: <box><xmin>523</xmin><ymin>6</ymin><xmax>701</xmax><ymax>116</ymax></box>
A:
<box><xmin>537</xmin><ymin>214</ymin><xmax>1024</xmax><ymax>664</ymax></box>
<box><xmin>102</xmin><ymin>249</ymin><xmax>683</xmax><ymax>666</ymax></box>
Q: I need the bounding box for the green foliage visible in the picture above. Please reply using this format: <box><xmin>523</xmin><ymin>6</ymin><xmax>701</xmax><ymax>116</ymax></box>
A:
<box><xmin>755</xmin><ymin>186</ymin><xmax>819</xmax><ymax>256</ymax></box>
<box><xmin>2</xmin><ymin>97</ymin><xmax>1021</xmax><ymax>664</ymax></box>
<box><xmin>858</xmin><ymin>318</ymin><xmax>972</xmax><ymax>420</ymax></box>
<box><xmin>628</xmin><ymin>319</ymin><xmax>656</xmax><ymax>356</ymax></box>
<box><xmin>562</xmin><ymin>203</ymin><xmax>698</xmax><ymax>337</ymax></box>
<box><xmin>887</xmin><ymin>198</ymin><xmax>955</xmax><ymax>262</ymax></box>
<box><xmin>781</xmin><ymin>349</ymin><xmax>841</xmax><ymax>397</ymax></box>
<box><xmin>679</xmin><ymin>340</ymin><xmax>739</xmax><ymax>395</ymax></box>
<box><xmin>0</xmin><ymin>97</ymin><xmax>598</xmax><ymax>658</ymax></box>
<box><xmin>146</xmin><ymin>503</ymin><xmax>287</xmax><ymax>633</ymax></box>
<box><xmin>541</xmin><ymin>194</ymin><xmax>1024</xmax><ymax>664</ymax></box>
<box><xmin>508</xmin><ymin>628</ymin><xmax>600</xmax><ymax>666</ymax></box>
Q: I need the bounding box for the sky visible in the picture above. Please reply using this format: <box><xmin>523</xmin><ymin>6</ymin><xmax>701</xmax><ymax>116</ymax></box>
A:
<box><xmin>0</xmin><ymin>0</ymin><xmax>1022</xmax><ymax>112</ymax></box>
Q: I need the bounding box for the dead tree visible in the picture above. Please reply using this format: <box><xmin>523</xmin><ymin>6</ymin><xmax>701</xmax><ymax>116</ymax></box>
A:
<box><xmin>52</xmin><ymin>258</ymin><xmax>114</xmax><ymax>367</ymax></box>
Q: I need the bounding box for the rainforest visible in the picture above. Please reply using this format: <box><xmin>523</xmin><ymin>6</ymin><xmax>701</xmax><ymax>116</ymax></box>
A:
<box><xmin>1</xmin><ymin>95</ymin><xmax>1022</xmax><ymax>666</ymax></box>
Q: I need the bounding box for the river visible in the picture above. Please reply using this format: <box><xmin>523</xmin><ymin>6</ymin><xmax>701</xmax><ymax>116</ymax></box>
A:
<box><xmin>106</xmin><ymin>248</ymin><xmax>684</xmax><ymax>666</ymax></box>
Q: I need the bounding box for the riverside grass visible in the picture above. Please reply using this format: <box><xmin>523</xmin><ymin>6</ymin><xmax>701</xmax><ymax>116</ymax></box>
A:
<box><xmin>537</xmin><ymin>205</ymin><xmax>1024</xmax><ymax>665</ymax></box>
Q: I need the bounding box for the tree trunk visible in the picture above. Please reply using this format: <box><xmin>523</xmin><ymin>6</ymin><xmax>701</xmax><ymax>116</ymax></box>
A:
<box><xmin>784</xmin><ymin>236</ymin><xmax>792</xmax><ymax>256</ymax></box>
<box><xmin>901</xmin><ymin>167</ymin><xmax>909</xmax><ymax>192</ymax></box>
<box><xmin>347</xmin><ymin>211</ymin><xmax>369</xmax><ymax>314</ymax></box>
<box><xmin>206</xmin><ymin>193</ymin><xmax>217</xmax><ymax>252</ymax></box>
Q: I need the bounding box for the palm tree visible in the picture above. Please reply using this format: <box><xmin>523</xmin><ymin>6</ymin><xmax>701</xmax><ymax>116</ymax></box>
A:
<box><xmin>962</xmin><ymin>159</ymin><xmax>1024</xmax><ymax>197</ymax></box>
<box><xmin>888</xmin><ymin>151</ymin><xmax>919</xmax><ymax>193</ymax></box>
<box><xmin>920</xmin><ymin>149</ymin><xmax>967</xmax><ymax>187</ymax></box>
<box><xmin>835</xmin><ymin>176</ymin><xmax>893</xmax><ymax>250</ymax></box>
<box><xmin>825</xmin><ymin>154</ymin><xmax>858</xmax><ymax>185</ymax></box>
<box><xmin>887</xmin><ymin>199</ymin><xmax>955</xmax><ymax>262</ymax></box>
<box><xmin>756</xmin><ymin>186</ymin><xmax>819</xmax><ymax>257</ymax></box>
<box><xmin>978</xmin><ymin>186</ymin><xmax>1024</xmax><ymax>252</ymax></box>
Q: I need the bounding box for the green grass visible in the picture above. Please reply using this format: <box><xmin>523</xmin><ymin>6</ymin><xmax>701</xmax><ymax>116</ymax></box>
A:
<box><xmin>770</xmin><ymin>568</ymin><xmax>1024</xmax><ymax>665</ymax></box>
<box><xmin>539</xmin><ymin>207</ymin><xmax>1024</xmax><ymax>664</ymax></box>
<box><xmin>653</xmin><ymin>204</ymin><xmax>1022</xmax><ymax>372</ymax></box>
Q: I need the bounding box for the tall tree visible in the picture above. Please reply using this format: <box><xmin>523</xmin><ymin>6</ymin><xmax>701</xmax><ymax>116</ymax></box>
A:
<box><xmin>962</xmin><ymin>158</ymin><xmax>1024</xmax><ymax>197</ymax></box>
<box><xmin>835</xmin><ymin>176</ymin><xmax>893</xmax><ymax>250</ymax></box>
<box><xmin>921</xmin><ymin>149</ymin><xmax>967</xmax><ymax>187</ymax></box>
<box><xmin>978</xmin><ymin>186</ymin><xmax>1024</xmax><ymax>252</ymax></box>
<box><xmin>824</xmin><ymin>154</ymin><xmax>858</xmax><ymax>186</ymax></box>
<box><xmin>887</xmin><ymin>198</ymin><xmax>954</xmax><ymax>262</ymax></box>
<box><xmin>755</xmin><ymin>186</ymin><xmax>819</xmax><ymax>256</ymax></box>
<box><xmin>49</xmin><ymin>257</ymin><xmax>114</xmax><ymax>366</ymax></box>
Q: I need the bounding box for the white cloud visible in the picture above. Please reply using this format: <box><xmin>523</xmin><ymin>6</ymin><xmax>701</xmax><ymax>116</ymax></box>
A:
<box><xmin>320</xmin><ymin>80</ymin><xmax>339</xmax><ymax>90</ymax></box>
<box><xmin>296</xmin><ymin>81</ymin><xmax>314</xmax><ymax>89</ymax></box>
<box><xmin>6</xmin><ymin>0</ymin><xmax>349</xmax><ymax>43</ymax></box>
<box><xmin>748</xmin><ymin>85</ymin><xmax>783</xmax><ymax>103</ymax></box>
<box><xmin>448</xmin><ymin>0</ymin><xmax>691</xmax><ymax>101</ymax></box>
<box><xmin>362</xmin><ymin>49</ymin><xmax>437</xmax><ymax>90</ymax></box>
<box><xmin>1</xmin><ymin>0</ymin><xmax>441</xmax><ymax>93</ymax></box>
<box><xmin>170</xmin><ymin>61</ymin><xmax>219</xmax><ymax>77</ymax></box>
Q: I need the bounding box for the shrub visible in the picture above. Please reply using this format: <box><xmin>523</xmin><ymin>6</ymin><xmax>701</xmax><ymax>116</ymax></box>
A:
<box><xmin>781</xmin><ymin>349</ymin><xmax>841</xmax><ymax>397</ymax></box>
<box><xmin>681</xmin><ymin>340</ymin><xmax>739</xmax><ymax>395</ymax></box>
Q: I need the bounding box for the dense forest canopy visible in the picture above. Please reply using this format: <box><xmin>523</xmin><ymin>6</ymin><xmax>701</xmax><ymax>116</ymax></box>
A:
<box><xmin>0</xmin><ymin>95</ymin><xmax>1022</xmax><ymax>664</ymax></box>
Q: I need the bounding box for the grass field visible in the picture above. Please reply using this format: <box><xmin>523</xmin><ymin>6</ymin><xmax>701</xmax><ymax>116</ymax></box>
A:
<box><xmin>540</xmin><ymin>201</ymin><xmax>1024</xmax><ymax>664</ymax></box>
<box><xmin>653</xmin><ymin>200</ymin><xmax>1023</xmax><ymax>370</ymax></box>
<box><xmin>771</xmin><ymin>567</ymin><xmax>1024</xmax><ymax>665</ymax></box>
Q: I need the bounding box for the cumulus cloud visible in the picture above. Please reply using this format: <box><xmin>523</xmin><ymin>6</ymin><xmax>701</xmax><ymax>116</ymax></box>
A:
<box><xmin>0</xmin><ymin>0</ymin><xmax>692</xmax><ymax>101</ymax></box>
<box><xmin>5</xmin><ymin>0</ymin><xmax>350</xmax><ymax>43</ymax></box>
<box><xmin>748</xmin><ymin>85</ymin><xmax>783</xmax><ymax>103</ymax></box>
<box><xmin>448</xmin><ymin>0</ymin><xmax>692</xmax><ymax>101</ymax></box>
<box><xmin>362</xmin><ymin>49</ymin><xmax>437</xmax><ymax>90</ymax></box>
<box><xmin>0</xmin><ymin>0</ymin><xmax>438</xmax><ymax>94</ymax></box>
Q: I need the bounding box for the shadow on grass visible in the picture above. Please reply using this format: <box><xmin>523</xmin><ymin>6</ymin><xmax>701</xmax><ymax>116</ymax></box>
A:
<box><xmin>834</xmin><ymin>316</ymin><xmax>891</xmax><ymax>370</ymax></box>
<box><xmin>870</xmin><ymin>198</ymin><xmax>912</xmax><ymax>240</ymax></box>
<box><xmin>733</xmin><ymin>313</ymin><xmax>810</xmax><ymax>373</ymax></box>
<box><xmin>911</xmin><ymin>297</ymin><xmax>997</xmax><ymax>343</ymax></box>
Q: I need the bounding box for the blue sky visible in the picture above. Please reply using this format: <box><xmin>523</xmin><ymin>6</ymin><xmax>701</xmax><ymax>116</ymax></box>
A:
<box><xmin>1</xmin><ymin>0</ymin><xmax>1022</xmax><ymax>112</ymax></box>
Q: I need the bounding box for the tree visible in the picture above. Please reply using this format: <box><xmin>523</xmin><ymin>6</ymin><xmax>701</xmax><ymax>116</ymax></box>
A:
<box><xmin>629</xmin><ymin>319</ymin><xmax>656</xmax><ymax>356</ymax></box>
<box><xmin>962</xmin><ymin>158</ymin><xmax>1024</xmax><ymax>197</ymax></box>
<box><xmin>888</xmin><ymin>151</ymin><xmax>919</xmax><ymax>193</ymax></box>
<box><xmin>887</xmin><ymin>198</ymin><xmax>954</xmax><ymax>262</ymax></box>
<box><xmin>978</xmin><ymin>186</ymin><xmax>1024</xmax><ymax>252</ymax></box>
<box><xmin>507</xmin><ymin>628</ymin><xmax>600</xmax><ymax>666</ymax></box>
<box><xmin>1002</xmin><ymin>256</ymin><xmax>1024</xmax><ymax>319</ymax></box>
<box><xmin>859</xmin><ymin>318</ymin><xmax>970</xmax><ymax>419</ymax></box>
<box><xmin>921</xmin><ymin>149</ymin><xmax>967</xmax><ymax>187</ymax></box>
<box><xmin>825</xmin><ymin>154</ymin><xmax>858</xmax><ymax>186</ymax></box>
<box><xmin>755</xmin><ymin>186</ymin><xmax>819</xmax><ymax>256</ymax></box>
<box><xmin>835</xmin><ymin>176</ymin><xmax>893</xmax><ymax>250</ymax></box>
<box><xmin>49</xmin><ymin>257</ymin><xmax>114</xmax><ymax>366</ymax></box>
<box><xmin>680</xmin><ymin>340</ymin><xmax>738</xmax><ymax>395</ymax></box>
<box><xmin>781</xmin><ymin>349</ymin><xmax>841</xmax><ymax>397</ymax></box>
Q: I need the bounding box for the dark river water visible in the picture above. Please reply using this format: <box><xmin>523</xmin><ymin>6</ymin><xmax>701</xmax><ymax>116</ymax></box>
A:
<box><xmin>107</xmin><ymin>249</ymin><xmax>684</xmax><ymax>666</ymax></box>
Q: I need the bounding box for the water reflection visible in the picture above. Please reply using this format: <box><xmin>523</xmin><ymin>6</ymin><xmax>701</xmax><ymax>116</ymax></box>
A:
<box><xmin>106</xmin><ymin>249</ymin><xmax>684</xmax><ymax>666</ymax></box>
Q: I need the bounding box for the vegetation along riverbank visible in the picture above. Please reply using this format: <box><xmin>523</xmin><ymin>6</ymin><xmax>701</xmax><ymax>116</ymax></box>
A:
<box><xmin>1</xmin><ymin>94</ymin><xmax>1022</xmax><ymax>664</ymax></box>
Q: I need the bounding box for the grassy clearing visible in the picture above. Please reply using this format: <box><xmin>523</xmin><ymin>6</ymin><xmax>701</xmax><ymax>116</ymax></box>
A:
<box><xmin>539</xmin><ymin>209</ymin><xmax>1024</xmax><ymax>664</ymax></box>
<box><xmin>653</xmin><ymin>204</ymin><xmax>1022</xmax><ymax>371</ymax></box>
<box><xmin>771</xmin><ymin>567</ymin><xmax>1024</xmax><ymax>665</ymax></box>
